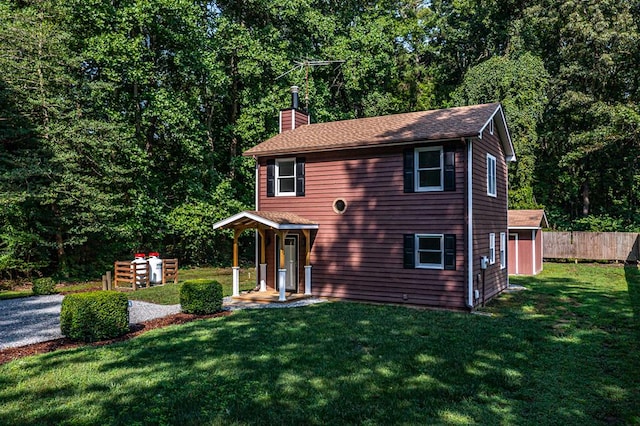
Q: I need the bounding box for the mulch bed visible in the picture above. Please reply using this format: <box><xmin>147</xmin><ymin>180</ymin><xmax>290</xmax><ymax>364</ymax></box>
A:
<box><xmin>0</xmin><ymin>310</ymin><xmax>232</xmax><ymax>366</ymax></box>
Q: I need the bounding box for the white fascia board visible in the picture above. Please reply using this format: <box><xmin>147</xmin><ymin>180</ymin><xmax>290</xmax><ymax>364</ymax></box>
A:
<box><xmin>212</xmin><ymin>211</ymin><xmax>278</xmax><ymax>230</ymax></box>
<box><xmin>279</xmin><ymin>224</ymin><xmax>319</xmax><ymax>230</ymax></box>
<box><xmin>508</xmin><ymin>226</ymin><xmax>542</xmax><ymax>230</ymax></box>
<box><xmin>479</xmin><ymin>104</ymin><xmax>516</xmax><ymax>162</ymax></box>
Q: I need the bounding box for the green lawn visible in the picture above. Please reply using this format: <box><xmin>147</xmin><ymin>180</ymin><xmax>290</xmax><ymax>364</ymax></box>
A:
<box><xmin>0</xmin><ymin>267</ymin><xmax>255</xmax><ymax>303</ymax></box>
<box><xmin>0</xmin><ymin>263</ymin><xmax>638</xmax><ymax>425</ymax></box>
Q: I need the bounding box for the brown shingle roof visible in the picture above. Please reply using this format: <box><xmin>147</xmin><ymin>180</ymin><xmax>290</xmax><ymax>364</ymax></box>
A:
<box><xmin>508</xmin><ymin>210</ymin><xmax>549</xmax><ymax>229</ymax></box>
<box><xmin>244</xmin><ymin>103</ymin><xmax>513</xmax><ymax>157</ymax></box>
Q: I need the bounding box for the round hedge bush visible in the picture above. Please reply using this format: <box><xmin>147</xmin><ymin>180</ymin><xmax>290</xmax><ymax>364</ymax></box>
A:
<box><xmin>60</xmin><ymin>291</ymin><xmax>129</xmax><ymax>342</ymax></box>
<box><xmin>32</xmin><ymin>277</ymin><xmax>57</xmax><ymax>295</ymax></box>
<box><xmin>180</xmin><ymin>279</ymin><xmax>223</xmax><ymax>314</ymax></box>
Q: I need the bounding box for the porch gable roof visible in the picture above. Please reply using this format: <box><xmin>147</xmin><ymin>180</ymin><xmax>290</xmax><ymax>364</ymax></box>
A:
<box><xmin>212</xmin><ymin>210</ymin><xmax>319</xmax><ymax>231</ymax></box>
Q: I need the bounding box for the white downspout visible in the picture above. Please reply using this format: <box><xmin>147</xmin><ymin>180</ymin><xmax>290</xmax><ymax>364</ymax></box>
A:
<box><xmin>254</xmin><ymin>158</ymin><xmax>259</xmax><ymax>288</ymax></box>
<box><xmin>467</xmin><ymin>139</ymin><xmax>474</xmax><ymax>309</ymax></box>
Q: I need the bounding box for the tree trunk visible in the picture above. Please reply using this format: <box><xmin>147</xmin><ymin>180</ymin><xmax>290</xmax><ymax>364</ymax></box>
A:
<box><xmin>581</xmin><ymin>181</ymin><xmax>590</xmax><ymax>216</ymax></box>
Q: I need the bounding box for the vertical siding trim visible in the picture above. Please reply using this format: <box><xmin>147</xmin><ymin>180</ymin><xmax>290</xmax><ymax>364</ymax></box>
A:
<box><xmin>467</xmin><ymin>138</ymin><xmax>474</xmax><ymax>308</ymax></box>
<box><xmin>532</xmin><ymin>229</ymin><xmax>536</xmax><ymax>275</ymax></box>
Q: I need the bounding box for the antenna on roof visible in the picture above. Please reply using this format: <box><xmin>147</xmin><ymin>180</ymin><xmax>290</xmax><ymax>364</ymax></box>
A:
<box><xmin>276</xmin><ymin>59</ymin><xmax>345</xmax><ymax>110</ymax></box>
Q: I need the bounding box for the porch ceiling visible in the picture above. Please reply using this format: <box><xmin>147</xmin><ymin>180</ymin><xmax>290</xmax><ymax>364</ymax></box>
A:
<box><xmin>212</xmin><ymin>210</ymin><xmax>319</xmax><ymax>231</ymax></box>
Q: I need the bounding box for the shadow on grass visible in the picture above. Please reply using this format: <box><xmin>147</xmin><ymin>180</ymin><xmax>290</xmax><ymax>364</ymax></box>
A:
<box><xmin>625</xmin><ymin>265</ymin><xmax>640</xmax><ymax>328</ymax></box>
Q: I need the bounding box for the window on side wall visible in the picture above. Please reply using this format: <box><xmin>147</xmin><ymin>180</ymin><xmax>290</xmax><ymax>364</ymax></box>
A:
<box><xmin>487</xmin><ymin>154</ymin><xmax>497</xmax><ymax>197</ymax></box>
<box><xmin>266</xmin><ymin>158</ymin><xmax>305</xmax><ymax>197</ymax></box>
<box><xmin>500</xmin><ymin>232</ymin><xmax>506</xmax><ymax>269</ymax></box>
<box><xmin>489</xmin><ymin>233</ymin><xmax>496</xmax><ymax>265</ymax></box>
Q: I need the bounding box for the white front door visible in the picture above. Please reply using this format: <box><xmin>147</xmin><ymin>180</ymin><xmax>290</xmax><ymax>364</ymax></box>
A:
<box><xmin>276</xmin><ymin>235</ymin><xmax>298</xmax><ymax>292</ymax></box>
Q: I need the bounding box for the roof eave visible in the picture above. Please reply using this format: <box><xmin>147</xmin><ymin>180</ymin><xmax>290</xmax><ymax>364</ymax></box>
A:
<box><xmin>243</xmin><ymin>136</ymin><xmax>475</xmax><ymax>158</ymax></box>
<box><xmin>478</xmin><ymin>104</ymin><xmax>516</xmax><ymax>162</ymax></box>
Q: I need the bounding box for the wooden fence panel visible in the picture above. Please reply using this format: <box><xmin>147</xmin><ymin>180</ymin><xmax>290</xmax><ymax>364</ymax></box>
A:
<box><xmin>543</xmin><ymin>232</ymin><xmax>640</xmax><ymax>261</ymax></box>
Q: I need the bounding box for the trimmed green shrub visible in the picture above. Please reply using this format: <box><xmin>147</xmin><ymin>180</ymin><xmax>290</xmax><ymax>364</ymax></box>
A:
<box><xmin>32</xmin><ymin>277</ymin><xmax>57</xmax><ymax>295</ymax></box>
<box><xmin>180</xmin><ymin>279</ymin><xmax>223</xmax><ymax>314</ymax></box>
<box><xmin>60</xmin><ymin>291</ymin><xmax>129</xmax><ymax>342</ymax></box>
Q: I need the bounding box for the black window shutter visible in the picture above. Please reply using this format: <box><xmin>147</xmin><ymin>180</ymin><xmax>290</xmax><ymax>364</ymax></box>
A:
<box><xmin>444</xmin><ymin>148</ymin><xmax>455</xmax><ymax>191</ymax></box>
<box><xmin>403</xmin><ymin>148</ymin><xmax>414</xmax><ymax>193</ymax></box>
<box><xmin>444</xmin><ymin>234</ymin><xmax>456</xmax><ymax>270</ymax></box>
<box><xmin>266</xmin><ymin>159</ymin><xmax>275</xmax><ymax>197</ymax></box>
<box><xmin>403</xmin><ymin>234</ymin><xmax>415</xmax><ymax>269</ymax></box>
<box><xmin>295</xmin><ymin>157</ymin><xmax>305</xmax><ymax>196</ymax></box>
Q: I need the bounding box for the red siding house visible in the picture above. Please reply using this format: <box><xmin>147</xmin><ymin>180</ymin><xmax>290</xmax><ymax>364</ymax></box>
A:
<box><xmin>508</xmin><ymin>209</ymin><xmax>548</xmax><ymax>276</ymax></box>
<box><xmin>214</xmin><ymin>89</ymin><xmax>516</xmax><ymax>310</ymax></box>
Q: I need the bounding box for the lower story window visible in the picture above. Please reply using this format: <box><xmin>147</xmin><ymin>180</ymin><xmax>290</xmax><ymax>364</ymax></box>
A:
<box><xmin>404</xmin><ymin>233</ymin><xmax>456</xmax><ymax>270</ymax></box>
<box><xmin>416</xmin><ymin>234</ymin><xmax>443</xmax><ymax>269</ymax></box>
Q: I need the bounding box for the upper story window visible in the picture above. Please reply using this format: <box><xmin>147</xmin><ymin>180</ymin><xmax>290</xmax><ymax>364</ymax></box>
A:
<box><xmin>404</xmin><ymin>146</ymin><xmax>455</xmax><ymax>193</ymax></box>
<box><xmin>266</xmin><ymin>158</ymin><xmax>305</xmax><ymax>197</ymax></box>
<box><xmin>276</xmin><ymin>158</ymin><xmax>296</xmax><ymax>196</ymax></box>
<box><xmin>487</xmin><ymin>154</ymin><xmax>497</xmax><ymax>197</ymax></box>
<box><xmin>415</xmin><ymin>147</ymin><xmax>443</xmax><ymax>191</ymax></box>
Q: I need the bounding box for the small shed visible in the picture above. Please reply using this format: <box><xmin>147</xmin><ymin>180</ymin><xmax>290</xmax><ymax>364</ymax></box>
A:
<box><xmin>508</xmin><ymin>210</ymin><xmax>548</xmax><ymax>275</ymax></box>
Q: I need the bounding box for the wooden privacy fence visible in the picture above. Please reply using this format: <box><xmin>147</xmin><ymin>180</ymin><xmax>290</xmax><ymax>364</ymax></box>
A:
<box><xmin>543</xmin><ymin>232</ymin><xmax>640</xmax><ymax>262</ymax></box>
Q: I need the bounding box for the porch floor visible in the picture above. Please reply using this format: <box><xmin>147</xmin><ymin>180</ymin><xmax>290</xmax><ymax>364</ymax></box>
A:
<box><xmin>230</xmin><ymin>291</ymin><xmax>313</xmax><ymax>304</ymax></box>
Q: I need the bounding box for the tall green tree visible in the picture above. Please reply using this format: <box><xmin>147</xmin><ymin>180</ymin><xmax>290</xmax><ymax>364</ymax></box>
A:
<box><xmin>520</xmin><ymin>0</ymin><xmax>640</xmax><ymax>229</ymax></box>
<box><xmin>453</xmin><ymin>53</ymin><xmax>549</xmax><ymax>209</ymax></box>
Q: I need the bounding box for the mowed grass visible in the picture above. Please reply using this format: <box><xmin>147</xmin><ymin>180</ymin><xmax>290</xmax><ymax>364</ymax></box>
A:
<box><xmin>0</xmin><ymin>267</ymin><xmax>256</xmax><ymax>303</ymax></box>
<box><xmin>0</xmin><ymin>263</ymin><xmax>638</xmax><ymax>425</ymax></box>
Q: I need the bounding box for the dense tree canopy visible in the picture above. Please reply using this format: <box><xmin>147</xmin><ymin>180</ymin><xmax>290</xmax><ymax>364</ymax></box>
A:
<box><xmin>1</xmin><ymin>0</ymin><xmax>639</xmax><ymax>278</ymax></box>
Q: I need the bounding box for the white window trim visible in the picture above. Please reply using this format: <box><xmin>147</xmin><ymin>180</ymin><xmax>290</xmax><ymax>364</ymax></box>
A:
<box><xmin>489</xmin><ymin>233</ymin><xmax>496</xmax><ymax>265</ymax></box>
<box><xmin>500</xmin><ymin>232</ymin><xmax>506</xmax><ymax>269</ymax></box>
<box><xmin>487</xmin><ymin>154</ymin><xmax>497</xmax><ymax>197</ymax></box>
<box><xmin>275</xmin><ymin>158</ymin><xmax>296</xmax><ymax>196</ymax></box>
<box><xmin>415</xmin><ymin>146</ymin><xmax>443</xmax><ymax>192</ymax></box>
<box><xmin>415</xmin><ymin>234</ymin><xmax>444</xmax><ymax>269</ymax></box>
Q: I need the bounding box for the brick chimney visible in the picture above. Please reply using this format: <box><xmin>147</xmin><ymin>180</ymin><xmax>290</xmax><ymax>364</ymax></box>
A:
<box><xmin>279</xmin><ymin>86</ymin><xmax>309</xmax><ymax>133</ymax></box>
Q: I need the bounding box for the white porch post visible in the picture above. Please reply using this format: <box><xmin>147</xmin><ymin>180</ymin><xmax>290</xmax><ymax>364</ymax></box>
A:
<box><xmin>278</xmin><ymin>269</ymin><xmax>287</xmax><ymax>301</ymax></box>
<box><xmin>259</xmin><ymin>263</ymin><xmax>267</xmax><ymax>292</ymax></box>
<box><xmin>232</xmin><ymin>266</ymin><xmax>240</xmax><ymax>297</ymax></box>
<box><xmin>304</xmin><ymin>265</ymin><xmax>312</xmax><ymax>295</ymax></box>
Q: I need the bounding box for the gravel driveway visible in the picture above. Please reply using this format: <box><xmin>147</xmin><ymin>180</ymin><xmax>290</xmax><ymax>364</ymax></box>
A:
<box><xmin>0</xmin><ymin>295</ymin><xmax>180</xmax><ymax>350</ymax></box>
